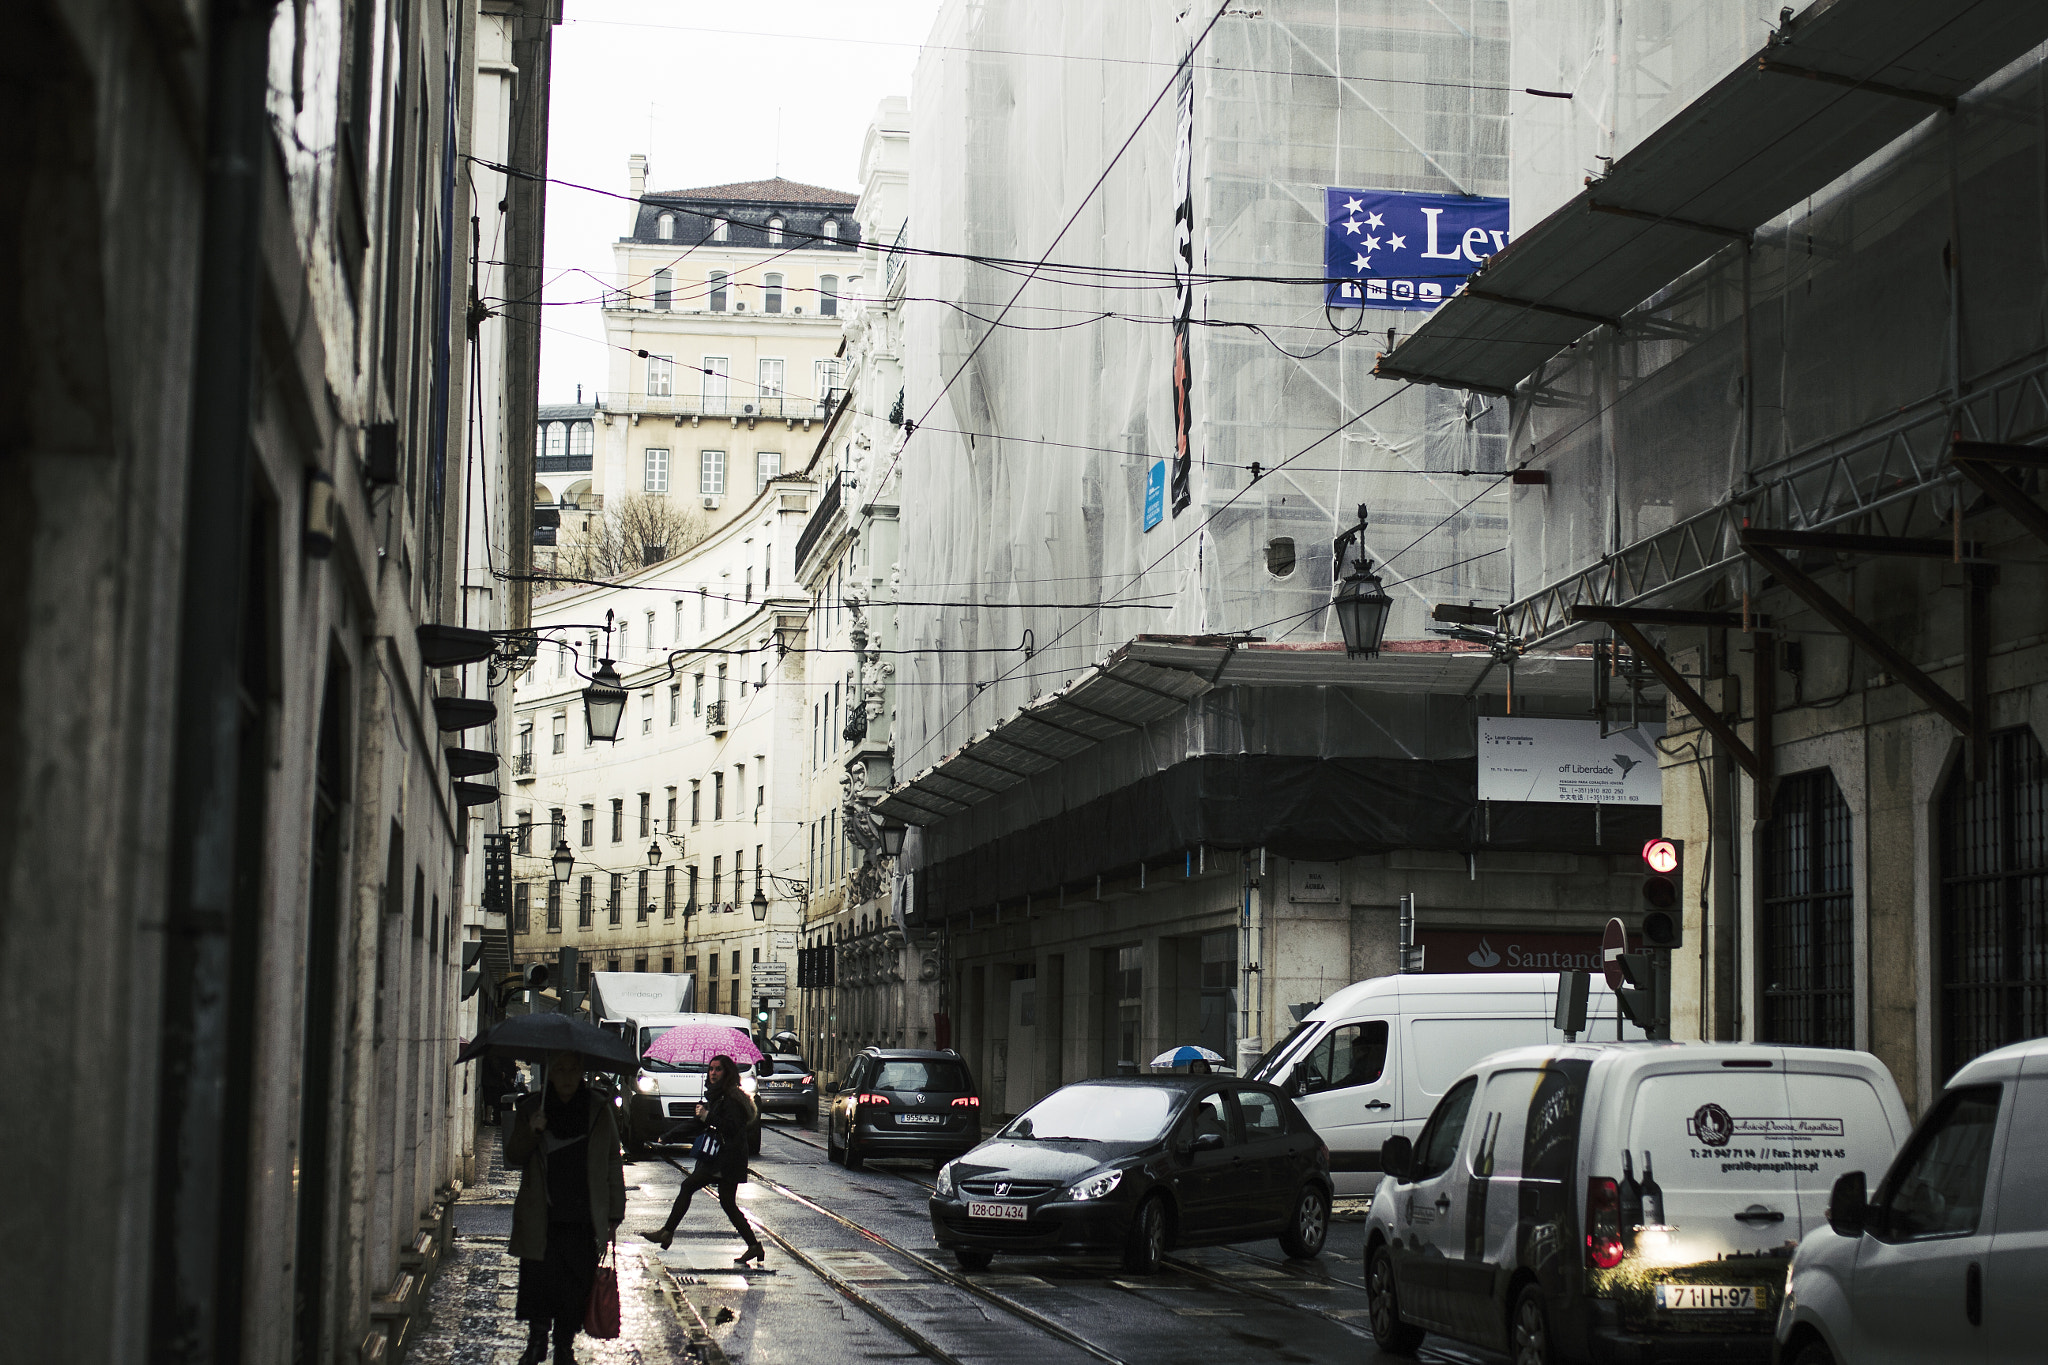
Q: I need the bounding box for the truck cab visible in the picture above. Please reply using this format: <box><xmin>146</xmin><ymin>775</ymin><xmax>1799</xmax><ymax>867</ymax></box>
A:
<box><xmin>625</xmin><ymin>1011</ymin><xmax>762</xmax><ymax>1155</ymax></box>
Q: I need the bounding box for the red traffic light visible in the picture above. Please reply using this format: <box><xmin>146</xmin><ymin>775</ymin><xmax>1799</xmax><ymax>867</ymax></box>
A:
<box><xmin>1642</xmin><ymin>838</ymin><xmax>1679</xmax><ymax>875</ymax></box>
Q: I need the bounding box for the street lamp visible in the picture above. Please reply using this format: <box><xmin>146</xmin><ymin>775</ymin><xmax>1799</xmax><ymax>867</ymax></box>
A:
<box><xmin>877</xmin><ymin>816</ymin><xmax>907</xmax><ymax>858</ymax></box>
<box><xmin>582</xmin><ymin>659</ymin><xmax>626</xmax><ymax>742</ymax></box>
<box><xmin>646</xmin><ymin>840</ymin><xmax>662</xmax><ymax>867</ymax></box>
<box><xmin>1332</xmin><ymin>503</ymin><xmax>1394</xmax><ymax>659</ymax></box>
<box><xmin>750</xmin><ymin>887</ymin><xmax>769</xmax><ymax>921</ymax></box>
<box><xmin>551</xmin><ymin>840</ymin><xmax>575</xmax><ymax>885</ymax></box>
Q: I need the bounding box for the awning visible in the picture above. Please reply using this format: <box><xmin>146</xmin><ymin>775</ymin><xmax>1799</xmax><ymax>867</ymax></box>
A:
<box><xmin>875</xmin><ymin>636</ymin><xmax>1596</xmax><ymax>827</ymax></box>
<box><xmin>1374</xmin><ymin>0</ymin><xmax>2048</xmax><ymax>396</ymax></box>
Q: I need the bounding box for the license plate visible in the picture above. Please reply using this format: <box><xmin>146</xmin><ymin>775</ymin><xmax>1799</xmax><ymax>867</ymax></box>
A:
<box><xmin>968</xmin><ymin>1200</ymin><xmax>1028</xmax><ymax>1221</ymax></box>
<box><xmin>1656</xmin><ymin>1284</ymin><xmax>1760</xmax><ymax>1311</ymax></box>
<box><xmin>898</xmin><ymin>1113</ymin><xmax>944</xmax><ymax>1125</ymax></box>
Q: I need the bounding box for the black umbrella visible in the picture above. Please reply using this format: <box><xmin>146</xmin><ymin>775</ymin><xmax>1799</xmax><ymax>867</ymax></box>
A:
<box><xmin>456</xmin><ymin>1012</ymin><xmax>640</xmax><ymax>1074</ymax></box>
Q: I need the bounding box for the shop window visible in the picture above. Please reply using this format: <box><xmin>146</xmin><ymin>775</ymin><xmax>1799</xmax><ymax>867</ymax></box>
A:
<box><xmin>1940</xmin><ymin>728</ymin><xmax>2048</xmax><ymax>1079</ymax></box>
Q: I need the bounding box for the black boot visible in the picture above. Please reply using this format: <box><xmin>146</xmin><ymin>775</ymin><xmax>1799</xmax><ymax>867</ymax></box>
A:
<box><xmin>517</xmin><ymin>1321</ymin><xmax>548</xmax><ymax>1365</ymax></box>
<box><xmin>552</xmin><ymin>1315</ymin><xmax>579</xmax><ymax>1365</ymax></box>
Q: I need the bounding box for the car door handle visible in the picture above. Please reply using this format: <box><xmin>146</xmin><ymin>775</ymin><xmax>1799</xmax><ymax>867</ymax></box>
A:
<box><xmin>1966</xmin><ymin>1261</ymin><xmax>1982</xmax><ymax>1327</ymax></box>
<box><xmin>1733</xmin><ymin>1206</ymin><xmax>1784</xmax><ymax>1225</ymax></box>
<box><xmin>1364</xmin><ymin>1100</ymin><xmax>1391</xmax><ymax>1111</ymax></box>
<box><xmin>1435</xmin><ymin>1194</ymin><xmax>1452</xmax><ymax>1213</ymax></box>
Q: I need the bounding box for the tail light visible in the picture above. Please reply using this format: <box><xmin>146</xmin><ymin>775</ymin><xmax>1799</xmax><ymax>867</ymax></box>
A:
<box><xmin>951</xmin><ymin>1096</ymin><xmax>980</xmax><ymax>1108</ymax></box>
<box><xmin>802</xmin><ymin>1074</ymin><xmax>816</xmax><ymax>1085</ymax></box>
<box><xmin>856</xmin><ymin>1092</ymin><xmax>891</xmax><ymax>1106</ymax></box>
<box><xmin>1586</xmin><ymin>1177</ymin><xmax>1625</xmax><ymax>1269</ymax></box>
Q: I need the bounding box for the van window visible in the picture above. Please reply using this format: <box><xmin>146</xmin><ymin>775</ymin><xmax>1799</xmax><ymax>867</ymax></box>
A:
<box><xmin>1299</xmin><ymin>1021</ymin><xmax>1388</xmax><ymax>1095</ymax></box>
<box><xmin>1993</xmin><ymin>1078</ymin><xmax>2048</xmax><ymax>1232</ymax></box>
<box><xmin>1411</xmin><ymin>1017</ymin><xmax>1549</xmax><ymax>1095</ymax></box>
<box><xmin>1524</xmin><ymin>1059</ymin><xmax>1590</xmax><ymax>1183</ymax></box>
<box><xmin>1877</xmin><ymin>1085</ymin><xmax>2001</xmax><ymax>1241</ymax></box>
<box><xmin>1412</xmin><ymin>1077</ymin><xmax>1478</xmax><ymax>1181</ymax></box>
<box><xmin>1474</xmin><ymin>1069</ymin><xmax>1544</xmax><ymax>1179</ymax></box>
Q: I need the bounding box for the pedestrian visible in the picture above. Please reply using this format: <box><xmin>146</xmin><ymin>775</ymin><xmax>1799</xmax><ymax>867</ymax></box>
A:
<box><xmin>1187</xmin><ymin>1057</ymin><xmax>1212</xmax><ymax>1076</ymax></box>
<box><xmin>641</xmin><ymin>1053</ymin><xmax>766</xmax><ymax>1266</ymax></box>
<box><xmin>506</xmin><ymin>1051</ymin><xmax>626</xmax><ymax>1365</ymax></box>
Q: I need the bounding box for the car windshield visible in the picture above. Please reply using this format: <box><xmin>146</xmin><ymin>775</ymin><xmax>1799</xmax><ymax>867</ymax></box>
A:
<box><xmin>1001</xmin><ymin>1085</ymin><xmax>1178</xmax><ymax>1142</ymax></box>
<box><xmin>874</xmin><ymin>1059</ymin><xmax>971</xmax><ymax>1091</ymax></box>
<box><xmin>636</xmin><ymin>1026</ymin><xmax>707</xmax><ymax>1074</ymax></box>
<box><xmin>766</xmin><ymin>1054</ymin><xmax>808</xmax><ymax>1073</ymax></box>
<box><xmin>1250</xmin><ymin>1020</ymin><xmax>1318</xmax><ymax>1082</ymax></box>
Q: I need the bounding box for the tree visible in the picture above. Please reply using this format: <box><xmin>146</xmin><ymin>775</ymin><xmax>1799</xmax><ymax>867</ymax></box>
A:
<box><xmin>558</xmin><ymin>493</ymin><xmax>706</xmax><ymax>579</ymax></box>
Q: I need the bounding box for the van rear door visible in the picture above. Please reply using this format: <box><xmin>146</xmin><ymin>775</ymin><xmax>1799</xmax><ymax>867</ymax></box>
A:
<box><xmin>1621</xmin><ymin>1053</ymin><xmax>1803</xmax><ymax>1259</ymax></box>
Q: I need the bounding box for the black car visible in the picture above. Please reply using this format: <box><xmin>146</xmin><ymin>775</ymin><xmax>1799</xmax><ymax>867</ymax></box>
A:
<box><xmin>828</xmin><ymin>1048</ymin><xmax>983</xmax><ymax>1168</ymax></box>
<box><xmin>928</xmin><ymin>1076</ymin><xmax>1332</xmax><ymax>1274</ymax></box>
<box><xmin>754</xmin><ymin>1051</ymin><xmax>819</xmax><ymax>1126</ymax></box>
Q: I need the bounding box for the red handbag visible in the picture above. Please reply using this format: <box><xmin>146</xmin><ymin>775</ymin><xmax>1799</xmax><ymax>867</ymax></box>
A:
<box><xmin>584</xmin><ymin>1238</ymin><xmax>621</xmax><ymax>1339</ymax></box>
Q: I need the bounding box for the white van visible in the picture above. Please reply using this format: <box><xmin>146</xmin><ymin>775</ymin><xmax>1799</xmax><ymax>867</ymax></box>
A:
<box><xmin>1364</xmin><ymin>1041</ymin><xmax>1908</xmax><ymax>1363</ymax></box>
<box><xmin>1250</xmin><ymin>973</ymin><xmax>1646</xmax><ymax>1195</ymax></box>
<box><xmin>1775</xmin><ymin>1036</ymin><xmax>2048</xmax><ymax>1365</ymax></box>
<box><xmin>625</xmin><ymin>1011</ymin><xmax>762</xmax><ymax>1156</ymax></box>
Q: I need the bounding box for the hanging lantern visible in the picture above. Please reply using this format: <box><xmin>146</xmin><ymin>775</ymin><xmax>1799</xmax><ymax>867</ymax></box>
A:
<box><xmin>582</xmin><ymin>659</ymin><xmax>627</xmax><ymax>742</ymax></box>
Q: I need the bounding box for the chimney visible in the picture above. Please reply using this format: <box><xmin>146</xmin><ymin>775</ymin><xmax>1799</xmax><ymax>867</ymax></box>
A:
<box><xmin>628</xmin><ymin>154</ymin><xmax>647</xmax><ymax>232</ymax></box>
<box><xmin>576</xmin><ymin>383</ymin><xmax>582</xmax><ymax>404</ymax></box>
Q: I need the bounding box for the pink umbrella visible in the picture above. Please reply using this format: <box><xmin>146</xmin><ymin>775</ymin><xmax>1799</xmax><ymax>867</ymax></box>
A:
<box><xmin>643</xmin><ymin>1022</ymin><xmax>762</xmax><ymax>1067</ymax></box>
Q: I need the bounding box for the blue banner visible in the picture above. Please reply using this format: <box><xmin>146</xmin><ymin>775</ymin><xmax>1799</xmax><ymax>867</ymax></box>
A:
<box><xmin>1143</xmin><ymin>460</ymin><xmax>1166</xmax><ymax>531</ymax></box>
<box><xmin>1324</xmin><ymin>188</ymin><xmax>1510</xmax><ymax>311</ymax></box>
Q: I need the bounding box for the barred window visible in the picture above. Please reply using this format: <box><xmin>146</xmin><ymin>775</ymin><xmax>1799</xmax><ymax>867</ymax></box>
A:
<box><xmin>578</xmin><ymin>876</ymin><xmax>593</xmax><ymax>928</ymax></box>
<box><xmin>1941</xmin><ymin>727</ymin><xmax>2048</xmax><ymax>1080</ymax></box>
<box><xmin>546</xmin><ymin>881</ymin><xmax>562</xmax><ymax>931</ymax></box>
<box><xmin>609</xmin><ymin>873</ymin><xmax>623</xmax><ymax>925</ymax></box>
<box><xmin>514</xmin><ymin>883</ymin><xmax>530</xmax><ymax>933</ymax></box>
<box><xmin>1761</xmin><ymin>768</ymin><xmax>1854</xmax><ymax>1048</ymax></box>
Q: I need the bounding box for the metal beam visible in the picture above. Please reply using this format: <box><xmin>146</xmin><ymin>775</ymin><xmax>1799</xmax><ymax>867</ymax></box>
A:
<box><xmin>1952</xmin><ymin>456</ymin><xmax>2048</xmax><ymax>547</ymax></box>
<box><xmin>1752</xmin><ymin>629</ymin><xmax>1776</xmax><ymax>820</ymax></box>
<box><xmin>1741</xmin><ymin>539</ymin><xmax>1972</xmax><ymax>736</ymax></box>
<box><xmin>1587</xmin><ymin>200</ymin><xmax>1748</xmax><ymax>240</ymax></box>
<box><xmin>1739</xmin><ymin>527</ymin><xmax>1976</xmax><ymax>559</ymax></box>
<box><xmin>1966</xmin><ymin>566</ymin><xmax>1993</xmax><ymax>777</ymax></box>
<box><xmin>1462</xmin><ymin>287</ymin><xmax>1624</xmax><ymax>329</ymax></box>
<box><xmin>1608</xmin><ymin>621</ymin><xmax>1764</xmax><ymax>784</ymax></box>
<box><xmin>1951</xmin><ymin>440</ymin><xmax>2048</xmax><ymax>471</ymax></box>
<box><xmin>1568</xmin><ymin>604</ymin><xmax>1769</xmax><ymax>629</ymax></box>
<box><xmin>1755</xmin><ymin>58</ymin><xmax>1957</xmax><ymax>110</ymax></box>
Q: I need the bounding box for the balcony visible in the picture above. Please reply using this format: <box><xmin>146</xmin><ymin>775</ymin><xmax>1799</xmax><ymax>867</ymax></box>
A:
<box><xmin>794</xmin><ymin>473</ymin><xmax>842</xmax><ymax>574</ymax></box>
<box><xmin>512</xmin><ymin>752</ymin><xmax>534</xmax><ymax>780</ymax></box>
<box><xmin>705</xmin><ymin>700</ymin><xmax>729</xmax><ymax>733</ymax></box>
<box><xmin>596</xmin><ymin>392</ymin><xmax>832</xmax><ymax>423</ymax></box>
<box><xmin>536</xmin><ymin>453</ymin><xmax>594</xmax><ymax>473</ymax></box>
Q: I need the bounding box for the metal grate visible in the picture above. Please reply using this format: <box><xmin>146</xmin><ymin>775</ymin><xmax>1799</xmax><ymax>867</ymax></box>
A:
<box><xmin>1940</xmin><ymin>728</ymin><xmax>2048</xmax><ymax>1080</ymax></box>
<box><xmin>1761</xmin><ymin>768</ymin><xmax>1855</xmax><ymax>1048</ymax></box>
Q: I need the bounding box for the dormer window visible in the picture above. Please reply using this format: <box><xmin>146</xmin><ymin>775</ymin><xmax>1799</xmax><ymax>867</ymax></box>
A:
<box><xmin>767</xmin><ymin>216</ymin><xmax>784</xmax><ymax>245</ymax></box>
<box><xmin>822</xmin><ymin>219</ymin><xmax>839</xmax><ymax>241</ymax></box>
<box><xmin>657</xmin><ymin>213</ymin><xmax>675</xmax><ymax>240</ymax></box>
<box><xmin>712</xmin><ymin>217</ymin><xmax>729</xmax><ymax>242</ymax></box>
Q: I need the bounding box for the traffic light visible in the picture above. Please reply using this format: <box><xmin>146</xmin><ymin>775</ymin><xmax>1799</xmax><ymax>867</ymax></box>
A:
<box><xmin>461</xmin><ymin>939</ymin><xmax>484</xmax><ymax>1000</ymax></box>
<box><xmin>1641</xmin><ymin>838</ymin><xmax>1684</xmax><ymax>949</ymax></box>
<box><xmin>521</xmin><ymin>962</ymin><xmax>550</xmax><ymax>992</ymax></box>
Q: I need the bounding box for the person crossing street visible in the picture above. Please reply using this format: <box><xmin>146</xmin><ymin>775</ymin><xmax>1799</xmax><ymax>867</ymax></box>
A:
<box><xmin>641</xmin><ymin>1053</ymin><xmax>766</xmax><ymax>1266</ymax></box>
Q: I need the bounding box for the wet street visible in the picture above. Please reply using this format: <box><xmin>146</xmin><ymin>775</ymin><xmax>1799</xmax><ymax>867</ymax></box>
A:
<box><xmin>427</xmin><ymin>1118</ymin><xmax>1502</xmax><ymax>1365</ymax></box>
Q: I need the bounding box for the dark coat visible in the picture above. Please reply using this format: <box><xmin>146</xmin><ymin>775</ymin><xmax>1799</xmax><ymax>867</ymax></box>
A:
<box><xmin>699</xmin><ymin>1086</ymin><xmax>755</xmax><ymax>1183</ymax></box>
<box><xmin>505</xmin><ymin>1087</ymin><xmax>627</xmax><ymax>1259</ymax></box>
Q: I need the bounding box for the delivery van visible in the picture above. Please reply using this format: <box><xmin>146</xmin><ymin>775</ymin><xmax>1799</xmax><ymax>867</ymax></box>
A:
<box><xmin>625</xmin><ymin>1010</ymin><xmax>763</xmax><ymax>1155</ymax></box>
<box><xmin>1250</xmin><ymin>973</ymin><xmax>1645</xmax><ymax>1195</ymax></box>
<box><xmin>1364</xmin><ymin>1041</ymin><xmax>1909</xmax><ymax>1363</ymax></box>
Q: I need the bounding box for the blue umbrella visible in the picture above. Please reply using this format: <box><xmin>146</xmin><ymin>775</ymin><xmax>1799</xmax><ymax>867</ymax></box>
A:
<box><xmin>1150</xmin><ymin>1045</ymin><xmax>1226</xmax><ymax>1067</ymax></box>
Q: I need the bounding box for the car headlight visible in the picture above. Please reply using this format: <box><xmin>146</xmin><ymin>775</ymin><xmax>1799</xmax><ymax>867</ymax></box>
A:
<box><xmin>1065</xmin><ymin>1169</ymin><xmax>1123</xmax><ymax>1201</ymax></box>
<box><xmin>935</xmin><ymin>1163</ymin><xmax>956</xmax><ymax>1197</ymax></box>
<box><xmin>634</xmin><ymin>1074</ymin><xmax>658</xmax><ymax>1094</ymax></box>
<box><xmin>741</xmin><ymin>1073</ymin><xmax>757</xmax><ymax>1094</ymax></box>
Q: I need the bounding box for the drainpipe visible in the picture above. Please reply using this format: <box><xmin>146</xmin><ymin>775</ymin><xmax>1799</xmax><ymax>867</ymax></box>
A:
<box><xmin>150</xmin><ymin>1</ymin><xmax>275</xmax><ymax>1360</ymax></box>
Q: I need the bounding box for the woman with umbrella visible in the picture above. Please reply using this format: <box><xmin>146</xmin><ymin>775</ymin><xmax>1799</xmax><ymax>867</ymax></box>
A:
<box><xmin>641</xmin><ymin>1051</ymin><xmax>765</xmax><ymax>1265</ymax></box>
<box><xmin>505</xmin><ymin>1051</ymin><xmax>626</xmax><ymax>1364</ymax></box>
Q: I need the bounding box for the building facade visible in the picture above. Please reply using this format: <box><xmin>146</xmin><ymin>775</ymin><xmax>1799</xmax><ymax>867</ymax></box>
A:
<box><xmin>593</xmin><ymin>170</ymin><xmax>861</xmax><ymax>537</ymax></box>
<box><xmin>510</xmin><ymin>473</ymin><xmax>818</xmax><ymax>1032</ymax></box>
<box><xmin>5</xmin><ymin>0</ymin><xmax>555</xmax><ymax>1359</ymax></box>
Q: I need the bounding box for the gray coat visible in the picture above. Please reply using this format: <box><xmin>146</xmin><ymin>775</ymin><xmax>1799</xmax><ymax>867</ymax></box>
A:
<box><xmin>504</xmin><ymin>1089</ymin><xmax>627</xmax><ymax>1259</ymax></box>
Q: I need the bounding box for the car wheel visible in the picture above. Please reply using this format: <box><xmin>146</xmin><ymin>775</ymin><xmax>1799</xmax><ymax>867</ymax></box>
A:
<box><xmin>844</xmin><ymin>1135</ymin><xmax>865</xmax><ymax>1170</ymax></box>
<box><xmin>1276</xmin><ymin>1183</ymin><xmax>1330</xmax><ymax>1259</ymax></box>
<box><xmin>1510</xmin><ymin>1283</ymin><xmax>1553</xmax><ymax>1365</ymax></box>
<box><xmin>827</xmin><ymin>1126</ymin><xmax>844</xmax><ymax>1164</ymax></box>
<box><xmin>1367</xmin><ymin>1245</ymin><xmax>1426</xmax><ymax>1355</ymax></box>
<box><xmin>1791</xmin><ymin>1343</ymin><xmax>1836</xmax><ymax>1365</ymax></box>
<box><xmin>1120</xmin><ymin>1195</ymin><xmax>1170</xmax><ymax>1275</ymax></box>
<box><xmin>954</xmin><ymin>1249</ymin><xmax>993</xmax><ymax>1272</ymax></box>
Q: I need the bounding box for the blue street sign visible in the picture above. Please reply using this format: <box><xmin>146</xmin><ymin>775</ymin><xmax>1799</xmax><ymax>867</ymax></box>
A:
<box><xmin>1143</xmin><ymin>459</ymin><xmax>1166</xmax><ymax>531</ymax></box>
<box><xmin>1325</xmin><ymin>188</ymin><xmax>1511</xmax><ymax>311</ymax></box>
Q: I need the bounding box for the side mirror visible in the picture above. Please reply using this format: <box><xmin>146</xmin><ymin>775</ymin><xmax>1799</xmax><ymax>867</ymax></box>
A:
<box><xmin>1191</xmin><ymin>1131</ymin><xmax>1227</xmax><ymax>1153</ymax></box>
<box><xmin>755</xmin><ymin>1058</ymin><xmax>774</xmax><ymax>1076</ymax></box>
<box><xmin>1828</xmin><ymin>1171</ymin><xmax>1869</xmax><ymax>1238</ymax></box>
<box><xmin>1380</xmin><ymin>1135</ymin><xmax>1413</xmax><ymax>1182</ymax></box>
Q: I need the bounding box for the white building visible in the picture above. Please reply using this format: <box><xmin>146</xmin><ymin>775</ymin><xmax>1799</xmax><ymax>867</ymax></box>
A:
<box><xmin>509</xmin><ymin>471</ymin><xmax>818</xmax><ymax>1030</ymax></box>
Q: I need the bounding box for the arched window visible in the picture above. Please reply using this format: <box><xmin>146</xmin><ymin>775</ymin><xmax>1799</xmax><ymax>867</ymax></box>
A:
<box><xmin>763</xmin><ymin>272</ymin><xmax>784</xmax><ymax>314</ymax></box>
<box><xmin>819</xmin><ymin>274</ymin><xmax>839</xmax><ymax>317</ymax></box>
<box><xmin>767</xmin><ymin>216</ymin><xmax>784</xmax><ymax>245</ymax></box>
<box><xmin>711</xmin><ymin>216</ymin><xmax>729</xmax><ymax>242</ymax></box>
<box><xmin>1761</xmin><ymin>767</ymin><xmax>1854</xmax><ymax>1048</ymax></box>
<box><xmin>822</xmin><ymin>219</ymin><xmax>839</xmax><ymax>241</ymax></box>
<box><xmin>652</xmin><ymin>267</ymin><xmax>673</xmax><ymax>310</ymax></box>
<box><xmin>657</xmin><ymin>213</ymin><xmax>675</xmax><ymax>240</ymax></box>
<box><xmin>1940</xmin><ymin>727</ymin><xmax>2048</xmax><ymax>1079</ymax></box>
<box><xmin>544</xmin><ymin>422</ymin><xmax>566</xmax><ymax>462</ymax></box>
<box><xmin>708</xmin><ymin>270</ymin><xmax>728</xmax><ymax>313</ymax></box>
<box><xmin>569</xmin><ymin>422</ymin><xmax>593</xmax><ymax>458</ymax></box>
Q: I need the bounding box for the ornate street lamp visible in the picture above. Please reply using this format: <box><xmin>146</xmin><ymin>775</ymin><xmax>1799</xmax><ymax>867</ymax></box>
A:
<box><xmin>551</xmin><ymin>840</ymin><xmax>575</xmax><ymax>885</ymax></box>
<box><xmin>582</xmin><ymin>658</ymin><xmax>626</xmax><ymax>742</ymax></box>
<box><xmin>877</xmin><ymin>816</ymin><xmax>907</xmax><ymax>859</ymax></box>
<box><xmin>646</xmin><ymin>840</ymin><xmax>662</xmax><ymax>867</ymax></box>
<box><xmin>1332</xmin><ymin>503</ymin><xmax>1394</xmax><ymax>659</ymax></box>
<box><xmin>750</xmin><ymin>887</ymin><xmax>770</xmax><ymax>921</ymax></box>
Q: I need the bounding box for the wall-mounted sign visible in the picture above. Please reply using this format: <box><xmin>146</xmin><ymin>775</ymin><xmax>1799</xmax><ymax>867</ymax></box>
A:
<box><xmin>1478</xmin><ymin>717</ymin><xmax>1665</xmax><ymax>805</ymax></box>
<box><xmin>1143</xmin><ymin>459</ymin><xmax>1166</xmax><ymax>530</ymax></box>
<box><xmin>1325</xmin><ymin>188</ymin><xmax>1511</xmax><ymax>311</ymax></box>
<box><xmin>1288</xmin><ymin>861</ymin><xmax>1341</xmax><ymax>902</ymax></box>
<box><xmin>1420</xmin><ymin>929</ymin><xmax>1633</xmax><ymax>974</ymax></box>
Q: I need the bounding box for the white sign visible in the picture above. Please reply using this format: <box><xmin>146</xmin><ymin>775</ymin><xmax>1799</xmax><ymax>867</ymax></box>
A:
<box><xmin>1288</xmin><ymin>861</ymin><xmax>1341</xmax><ymax>902</ymax></box>
<box><xmin>1478</xmin><ymin>717</ymin><xmax>1665</xmax><ymax>805</ymax></box>
<box><xmin>773</xmin><ymin>932</ymin><xmax>797</xmax><ymax>949</ymax></box>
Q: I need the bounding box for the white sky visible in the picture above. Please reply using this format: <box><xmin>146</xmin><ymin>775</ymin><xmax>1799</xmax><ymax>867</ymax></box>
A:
<box><xmin>536</xmin><ymin>2</ymin><xmax>944</xmax><ymax>404</ymax></box>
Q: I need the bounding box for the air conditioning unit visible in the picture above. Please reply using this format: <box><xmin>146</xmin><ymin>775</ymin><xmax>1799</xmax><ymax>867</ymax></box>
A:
<box><xmin>793</xmin><ymin>306</ymin><xmax>804</xmax><ymax>314</ymax></box>
<box><xmin>741</xmin><ymin>403</ymin><xmax>757</xmax><ymax>416</ymax></box>
<box><xmin>702</xmin><ymin>495</ymin><xmax>721</xmax><ymax>510</ymax></box>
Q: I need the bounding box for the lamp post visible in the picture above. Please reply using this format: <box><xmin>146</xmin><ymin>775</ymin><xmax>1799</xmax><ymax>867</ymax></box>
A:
<box><xmin>581</xmin><ymin>609</ymin><xmax>627</xmax><ymax>742</ymax></box>
<box><xmin>750</xmin><ymin>888</ymin><xmax>769</xmax><ymax>922</ymax></box>
<box><xmin>1332</xmin><ymin>503</ymin><xmax>1394</xmax><ymax>659</ymax></box>
<box><xmin>551</xmin><ymin>840</ymin><xmax>575</xmax><ymax>885</ymax></box>
<box><xmin>877</xmin><ymin>816</ymin><xmax>907</xmax><ymax>859</ymax></box>
<box><xmin>646</xmin><ymin>840</ymin><xmax>661</xmax><ymax>867</ymax></box>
